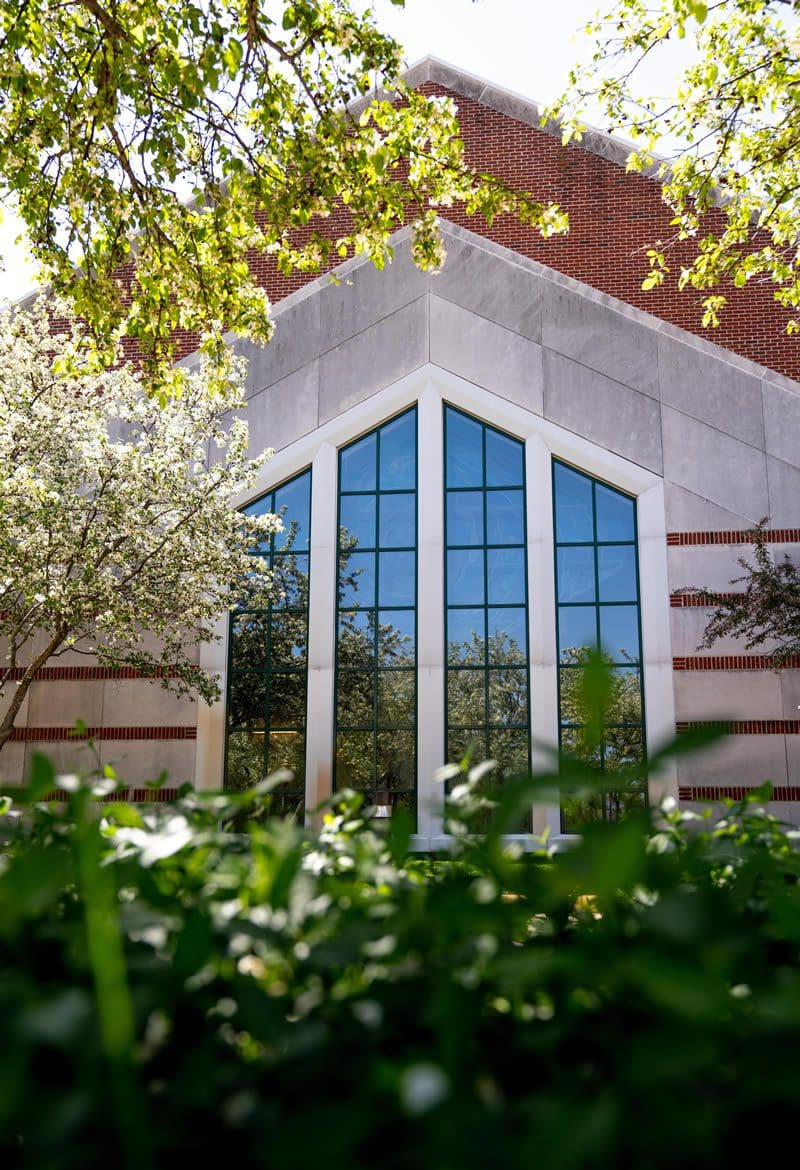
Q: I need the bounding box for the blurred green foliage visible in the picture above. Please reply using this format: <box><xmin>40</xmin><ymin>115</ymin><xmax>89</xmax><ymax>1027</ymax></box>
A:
<box><xmin>2</xmin><ymin>742</ymin><xmax>800</xmax><ymax>1169</ymax></box>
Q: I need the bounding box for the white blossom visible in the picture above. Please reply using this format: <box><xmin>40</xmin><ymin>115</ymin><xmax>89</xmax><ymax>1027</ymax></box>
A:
<box><xmin>0</xmin><ymin>300</ymin><xmax>278</xmax><ymax>753</ymax></box>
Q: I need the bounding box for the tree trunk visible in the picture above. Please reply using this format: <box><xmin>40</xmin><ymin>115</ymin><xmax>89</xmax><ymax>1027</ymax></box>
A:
<box><xmin>0</xmin><ymin>633</ymin><xmax>65</xmax><ymax>756</ymax></box>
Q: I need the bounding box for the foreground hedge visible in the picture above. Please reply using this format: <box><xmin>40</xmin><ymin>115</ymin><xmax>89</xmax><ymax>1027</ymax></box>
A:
<box><xmin>2</xmin><ymin>755</ymin><xmax>800</xmax><ymax>1169</ymax></box>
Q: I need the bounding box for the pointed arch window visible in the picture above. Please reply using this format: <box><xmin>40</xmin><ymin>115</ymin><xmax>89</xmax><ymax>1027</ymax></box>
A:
<box><xmin>553</xmin><ymin>461</ymin><xmax>647</xmax><ymax>830</ymax></box>
<box><xmin>215</xmin><ymin>372</ymin><xmax>668</xmax><ymax>844</ymax></box>
<box><xmin>443</xmin><ymin>406</ymin><xmax>531</xmax><ymax>808</ymax></box>
<box><xmin>334</xmin><ymin>408</ymin><xmax>418</xmax><ymax>818</ymax></box>
<box><xmin>225</xmin><ymin>469</ymin><xmax>311</xmax><ymax>815</ymax></box>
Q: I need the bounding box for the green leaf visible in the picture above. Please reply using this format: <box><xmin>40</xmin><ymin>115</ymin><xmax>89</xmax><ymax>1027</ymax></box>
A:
<box><xmin>24</xmin><ymin>752</ymin><xmax>56</xmax><ymax>801</ymax></box>
<box><xmin>223</xmin><ymin>37</ymin><xmax>243</xmax><ymax>76</ymax></box>
<box><xmin>648</xmin><ymin>723</ymin><xmax>729</xmax><ymax>768</ymax></box>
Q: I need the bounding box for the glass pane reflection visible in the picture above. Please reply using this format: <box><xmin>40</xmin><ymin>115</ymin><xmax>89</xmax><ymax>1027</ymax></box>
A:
<box><xmin>271</xmin><ymin>553</ymin><xmax>309</xmax><ymax>609</ymax></box>
<box><xmin>231</xmin><ymin>612</ymin><xmax>269</xmax><ymax>671</ymax></box>
<box><xmin>335</xmin><ymin>732</ymin><xmax>375</xmax><ymax>789</ymax></box>
<box><xmin>377</xmin><ymin>670</ymin><xmax>414</xmax><ymax>728</ymax></box>
<box><xmin>554</xmin><ymin>464</ymin><xmax>593</xmax><ymax>542</ymax></box>
<box><xmin>596</xmin><ymin>482</ymin><xmax>635</xmax><ymax>542</ymax></box>
<box><xmin>488</xmin><ymin>730</ymin><xmax>529</xmax><ymax>779</ymax></box>
<box><xmin>599</xmin><ymin>605</ymin><xmax>640</xmax><ymax>663</ymax></box>
<box><xmin>487</xmin><ymin>548</ymin><xmax>525</xmax><ymax>604</ymax></box>
<box><xmin>448</xmin><ymin>728</ymin><xmax>486</xmax><ymax>765</ymax></box>
<box><xmin>604</xmin><ymin>728</ymin><xmax>644</xmax><ymax>770</ymax></box>
<box><xmin>269</xmin><ymin>673</ymin><xmax>306</xmax><ymax>727</ymax></box>
<box><xmin>269</xmin><ymin>612</ymin><xmax>307</xmax><ymax>666</ymax></box>
<box><xmin>558</xmin><ymin>606</ymin><xmax>598</xmax><ymax>661</ymax></box>
<box><xmin>445</xmin><ymin>411</ymin><xmax>483</xmax><ymax>488</ymax></box>
<box><xmin>338</xmin><ymin>609</ymin><xmax>375</xmax><ymax>667</ymax></box>
<box><xmin>377</xmin><ymin>731</ymin><xmax>416</xmax><ymax>790</ymax></box>
<box><xmin>448</xmin><ymin>608</ymin><xmax>485</xmax><ymax>663</ymax></box>
<box><xmin>379</xmin><ymin>493</ymin><xmax>415</xmax><ymax>547</ymax></box>
<box><xmin>226</xmin><ymin>730</ymin><xmax>265</xmax><ymax>791</ymax></box>
<box><xmin>340</xmin><ymin>494</ymin><xmax>376</xmax><ymax>550</ymax></box>
<box><xmin>378</xmin><ymin>610</ymin><xmax>415</xmax><ymax>666</ymax></box>
<box><xmin>488</xmin><ymin>669</ymin><xmax>528</xmax><ymax>726</ymax></box>
<box><xmin>447</xmin><ymin>491</ymin><xmax>484</xmax><ymax>546</ymax></box>
<box><xmin>336</xmin><ymin>670</ymin><xmax>375</xmax><ymax>728</ymax></box>
<box><xmin>379</xmin><ymin>411</ymin><xmax>415</xmax><ymax>490</ymax></box>
<box><xmin>268</xmin><ymin>731</ymin><xmax>306</xmax><ymax>784</ymax></box>
<box><xmin>486</xmin><ymin>490</ymin><xmax>524</xmax><ymax>544</ymax></box>
<box><xmin>227</xmin><ymin>674</ymin><xmax>266</xmax><ymax>730</ymax></box>
<box><xmin>448</xmin><ymin>549</ymin><xmax>485</xmax><ymax>606</ymax></box>
<box><xmin>487</xmin><ymin>608</ymin><xmax>527</xmax><ymax>663</ymax></box>
<box><xmin>485</xmin><ymin>430</ymin><xmax>523</xmax><ymax>486</ymax></box>
<box><xmin>340</xmin><ymin>433</ymin><xmax>376</xmax><ymax>492</ymax></box>
<box><xmin>378</xmin><ymin>551</ymin><xmax>415</xmax><ymax>607</ymax></box>
<box><xmin>557</xmin><ymin>546</ymin><xmax>596</xmax><ymax>604</ymax></box>
<box><xmin>448</xmin><ymin>670</ymin><xmax>486</xmax><ymax>727</ymax></box>
<box><xmin>597</xmin><ymin>545</ymin><xmax>638</xmax><ymax>602</ymax></box>
<box><xmin>610</xmin><ymin>667</ymin><xmax>643</xmax><ymax>725</ymax></box>
<box><xmin>273</xmin><ymin>477</ymin><xmax>311</xmax><ymax>550</ymax></box>
<box><xmin>339</xmin><ymin>551</ymin><xmax>375</xmax><ymax>608</ymax></box>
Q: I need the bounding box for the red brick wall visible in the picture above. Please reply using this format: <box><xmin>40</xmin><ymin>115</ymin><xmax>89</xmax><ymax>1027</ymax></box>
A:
<box><xmin>427</xmin><ymin>84</ymin><xmax>796</xmax><ymax>379</ymax></box>
<box><xmin>170</xmin><ymin>81</ymin><xmax>798</xmax><ymax>380</ymax></box>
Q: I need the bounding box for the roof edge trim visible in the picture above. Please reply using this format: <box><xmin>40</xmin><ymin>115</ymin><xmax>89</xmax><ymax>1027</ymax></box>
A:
<box><xmin>349</xmin><ymin>54</ymin><xmax>667</xmax><ymax>179</ymax></box>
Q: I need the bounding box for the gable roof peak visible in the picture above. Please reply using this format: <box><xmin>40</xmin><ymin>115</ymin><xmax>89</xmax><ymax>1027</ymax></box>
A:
<box><xmin>393</xmin><ymin>54</ymin><xmax>662</xmax><ymax>177</ymax></box>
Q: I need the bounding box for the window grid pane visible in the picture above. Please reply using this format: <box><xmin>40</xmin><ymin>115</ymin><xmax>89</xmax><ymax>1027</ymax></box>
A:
<box><xmin>225</xmin><ymin>468</ymin><xmax>311</xmax><ymax>816</ymax></box>
<box><xmin>553</xmin><ymin>460</ymin><xmax>647</xmax><ymax>832</ymax></box>
<box><xmin>444</xmin><ymin>406</ymin><xmax>531</xmax><ymax>823</ymax></box>
<box><xmin>334</xmin><ymin>408</ymin><xmax>417</xmax><ymax>822</ymax></box>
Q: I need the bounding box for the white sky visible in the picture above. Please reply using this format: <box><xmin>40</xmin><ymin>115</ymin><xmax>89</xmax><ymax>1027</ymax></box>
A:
<box><xmin>0</xmin><ymin>0</ymin><xmax>677</xmax><ymax>301</ymax></box>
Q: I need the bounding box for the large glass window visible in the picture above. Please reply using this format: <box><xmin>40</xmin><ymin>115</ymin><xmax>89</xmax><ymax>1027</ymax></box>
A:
<box><xmin>334</xmin><ymin>408</ymin><xmax>417</xmax><ymax>819</ymax></box>
<box><xmin>553</xmin><ymin>461</ymin><xmax>646</xmax><ymax>830</ymax></box>
<box><xmin>444</xmin><ymin>406</ymin><xmax>531</xmax><ymax>808</ymax></box>
<box><xmin>225</xmin><ymin>469</ymin><xmax>311</xmax><ymax>816</ymax></box>
<box><xmin>222</xmin><ymin>398</ymin><xmax>654</xmax><ymax>839</ymax></box>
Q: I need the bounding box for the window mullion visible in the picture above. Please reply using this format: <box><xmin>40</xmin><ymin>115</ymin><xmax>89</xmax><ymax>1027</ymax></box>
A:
<box><xmin>304</xmin><ymin>442</ymin><xmax>338</xmax><ymax>819</ymax></box>
<box><xmin>526</xmin><ymin>433</ymin><xmax>560</xmax><ymax>837</ymax></box>
<box><xmin>416</xmin><ymin>382</ymin><xmax>446</xmax><ymax>843</ymax></box>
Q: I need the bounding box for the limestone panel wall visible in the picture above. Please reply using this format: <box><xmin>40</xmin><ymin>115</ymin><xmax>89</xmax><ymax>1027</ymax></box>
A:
<box><xmin>221</xmin><ymin>221</ymin><xmax>800</xmax><ymax>820</ymax></box>
<box><xmin>0</xmin><ymin>646</ymin><xmax>198</xmax><ymax>792</ymax></box>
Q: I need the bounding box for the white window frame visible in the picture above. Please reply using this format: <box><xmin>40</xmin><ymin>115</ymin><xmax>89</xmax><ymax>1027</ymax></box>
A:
<box><xmin>195</xmin><ymin>364</ymin><xmax>677</xmax><ymax>850</ymax></box>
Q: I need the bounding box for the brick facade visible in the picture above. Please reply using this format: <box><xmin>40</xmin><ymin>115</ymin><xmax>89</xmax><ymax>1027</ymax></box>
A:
<box><xmin>163</xmin><ymin>70</ymin><xmax>800</xmax><ymax>381</ymax></box>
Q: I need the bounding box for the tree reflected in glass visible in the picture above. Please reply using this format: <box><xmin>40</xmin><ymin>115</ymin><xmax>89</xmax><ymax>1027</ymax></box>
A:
<box><xmin>334</xmin><ymin>408</ymin><xmax>417</xmax><ymax>819</ymax></box>
<box><xmin>226</xmin><ymin>472</ymin><xmax>311</xmax><ymax>815</ymax></box>
<box><xmin>559</xmin><ymin>645</ymin><xmax>646</xmax><ymax>831</ymax></box>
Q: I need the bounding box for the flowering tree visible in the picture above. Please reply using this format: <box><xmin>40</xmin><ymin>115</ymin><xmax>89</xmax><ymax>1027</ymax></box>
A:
<box><xmin>0</xmin><ymin>301</ymin><xmax>277</xmax><ymax>754</ymax></box>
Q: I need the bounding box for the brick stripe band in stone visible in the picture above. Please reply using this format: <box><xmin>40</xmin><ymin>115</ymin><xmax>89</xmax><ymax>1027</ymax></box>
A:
<box><xmin>38</xmin><ymin>788</ymin><xmax>182</xmax><ymax>803</ymax></box>
<box><xmin>673</xmin><ymin>655</ymin><xmax>800</xmax><ymax>671</ymax></box>
<box><xmin>9</xmin><ymin>726</ymin><xmax>197</xmax><ymax>742</ymax></box>
<box><xmin>678</xmin><ymin>785</ymin><xmax>800</xmax><ymax>802</ymax></box>
<box><xmin>669</xmin><ymin>592</ymin><xmax>740</xmax><ymax>608</ymax></box>
<box><xmin>667</xmin><ymin>529</ymin><xmax>800</xmax><ymax>546</ymax></box>
<box><xmin>2</xmin><ymin>665</ymin><xmax>186</xmax><ymax>681</ymax></box>
<box><xmin>676</xmin><ymin>720</ymin><xmax>800</xmax><ymax>735</ymax></box>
